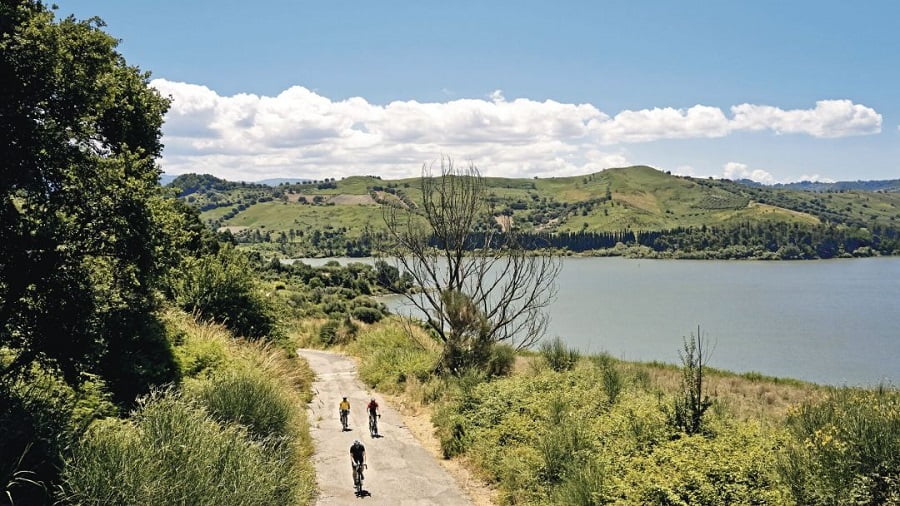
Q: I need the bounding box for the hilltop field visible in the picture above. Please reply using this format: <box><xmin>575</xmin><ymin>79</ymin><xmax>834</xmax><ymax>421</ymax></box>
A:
<box><xmin>172</xmin><ymin>166</ymin><xmax>900</xmax><ymax>259</ymax></box>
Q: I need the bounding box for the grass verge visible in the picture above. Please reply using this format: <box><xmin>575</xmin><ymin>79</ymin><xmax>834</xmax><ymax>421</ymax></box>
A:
<box><xmin>59</xmin><ymin>310</ymin><xmax>316</xmax><ymax>505</ymax></box>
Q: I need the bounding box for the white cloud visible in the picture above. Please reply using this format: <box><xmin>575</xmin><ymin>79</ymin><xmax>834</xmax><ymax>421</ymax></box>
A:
<box><xmin>730</xmin><ymin>100</ymin><xmax>881</xmax><ymax>138</ymax></box>
<box><xmin>797</xmin><ymin>174</ymin><xmax>836</xmax><ymax>183</ymax></box>
<box><xmin>722</xmin><ymin>162</ymin><xmax>777</xmax><ymax>185</ymax></box>
<box><xmin>721</xmin><ymin>163</ymin><xmax>839</xmax><ymax>185</ymax></box>
<box><xmin>151</xmin><ymin>79</ymin><xmax>882</xmax><ymax>180</ymax></box>
<box><xmin>593</xmin><ymin>105</ymin><xmax>730</xmax><ymax>143</ymax></box>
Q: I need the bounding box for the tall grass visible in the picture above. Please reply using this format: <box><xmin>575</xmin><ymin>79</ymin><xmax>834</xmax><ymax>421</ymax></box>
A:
<box><xmin>61</xmin><ymin>390</ymin><xmax>298</xmax><ymax>505</ymax></box>
<box><xmin>188</xmin><ymin>366</ymin><xmax>296</xmax><ymax>440</ymax></box>
<box><xmin>540</xmin><ymin>337</ymin><xmax>580</xmax><ymax>372</ymax></box>
<box><xmin>61</xmin><ymin>311</ymin><xmax>317</xmax><ymax>505</ymax></box>
<box><xmin>347</xmin><ymin>318</ymin><xmax>439</xmax><ymax>392</ymax></box>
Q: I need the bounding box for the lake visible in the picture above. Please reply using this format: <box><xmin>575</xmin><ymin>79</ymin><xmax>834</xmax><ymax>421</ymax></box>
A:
<box><xmin>291</xmin><ymin>256</ymin><xmax>900</xmax><ymax>386</ymax></box>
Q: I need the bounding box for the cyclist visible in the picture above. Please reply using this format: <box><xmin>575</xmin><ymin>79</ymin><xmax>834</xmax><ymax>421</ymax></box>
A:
<box><xmin>367</xmin><ymin>398</ymin><xmax>380</xmax><ymax>436</ymax></box>
<box><xmin>339</xmin><ymin>396</ymin><xmax>350</xmax><ymax>431</ymax></box>
<box><xmin>350</xmin><ymin>439</ymin><xmax>366</xmax><ymax>493</ymax></box>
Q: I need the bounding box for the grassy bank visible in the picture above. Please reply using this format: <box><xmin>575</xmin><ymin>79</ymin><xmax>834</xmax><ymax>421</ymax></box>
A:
<box><xmin>320</xmin><ymin>317</ymin><xmax>898</xmax><ymax>505</ymax></box>
<box><xmin>59</xmin><ymin>310</ymin><xmax>316</xmax><ymax>505</ymax></box>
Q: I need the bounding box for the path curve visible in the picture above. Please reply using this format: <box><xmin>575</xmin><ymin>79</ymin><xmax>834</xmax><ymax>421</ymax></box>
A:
<box><xmin>298</xmin><ymin>349</ymin><xmax>473</xmax><ymax>505</ymax></box>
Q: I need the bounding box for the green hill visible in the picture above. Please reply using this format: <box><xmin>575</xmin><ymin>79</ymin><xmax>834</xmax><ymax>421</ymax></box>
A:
<box><xmin>176</xmin><ymin>166</ymin><xmax>900</xmax><ymax>258</ymax></box>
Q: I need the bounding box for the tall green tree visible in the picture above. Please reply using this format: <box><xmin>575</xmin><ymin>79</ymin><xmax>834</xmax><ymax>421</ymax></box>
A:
<box><xmin>0</xmin><ymin>0</ymin><xmax>185</xmax><ymax>386</ymax></box>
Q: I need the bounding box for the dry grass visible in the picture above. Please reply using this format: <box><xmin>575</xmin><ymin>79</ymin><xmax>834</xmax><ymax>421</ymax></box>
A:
<box><xmin>327</xmin><ymin>194</ymin><xmax>376</xmax><ymax>205</ymax></box>
<box><xmin>286</xmin><ymin>318</ymin><xmax>328</xmax><ymax>349</ymax></box>
<box><xmin>467</xmin><ymin>347</ymin><xmax>823</xmax><ymax>423</ymax></box>
<box><xmin>618</xmin><ymin>360</ymin><xmax>825</xmax><ymax>421</ymax></box>
<box><xmin>613</xmin><ymin>191</ymin><xmax>661</xmax><ymax>213</ymax></box>
<box><xmin>216</xmin><ymin>225</ymin><xmax>248</xmax><ymax>233</ymax></box>
<box><xmin>745</xmin><ymin>202</ymin><xmax>821</xmax><ymax>224</ymax></box>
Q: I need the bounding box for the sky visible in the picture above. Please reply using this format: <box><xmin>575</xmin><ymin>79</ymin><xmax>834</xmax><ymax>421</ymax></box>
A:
<box><xmin>61</xmin><ymin>1</ymin><xmax>900</xmax><ymax>183</ymax></box>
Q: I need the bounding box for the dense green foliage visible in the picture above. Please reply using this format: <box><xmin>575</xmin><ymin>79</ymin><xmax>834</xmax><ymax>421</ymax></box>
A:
<box><xmin>736</xmin><ymin>178</ymin><xmax>900</xmax><ymax>193</ymax></box>
<box><xmin>0</xmin><ymin>4</ymin><xmax>310</xmax><ymax>502</ymax></box>
<box><xmin>187</xmin><ymin>366</ymin><xmax>296</xmax><ymax>440</ymax></box>
<box><xmin>0</xmin><ymin>367</ymin><xmax>115</xmax><ymax>504</ymax></box>
<box><xmin>347</xmin><ymin>320</ymin><xmax>439</xmax><ymax>393</ymax></box>
<box><xmin>261</xmin><ymin>259</ymin><xmax>391</xmax><ymax>322</ymax></box>
<box><xmin>173</xmin><ymin>246</ymin><xmax>279</xmax><ymax>339</ymax></box>
<box><xmin>540</xmin><ymin>337</ymin><xmax>581</xmax><ymax>372</ymax></box>
<box><xmin>0</xmin><ymin>0</ymin><xmax>194</xmax><ymax>386</ymax></box>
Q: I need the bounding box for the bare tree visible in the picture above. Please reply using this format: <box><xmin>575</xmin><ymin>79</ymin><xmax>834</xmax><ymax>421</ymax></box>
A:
<box><xmin>380</xmin><ymin>157</ymin><xmax>561</xmax><ymax>373</ymax></box>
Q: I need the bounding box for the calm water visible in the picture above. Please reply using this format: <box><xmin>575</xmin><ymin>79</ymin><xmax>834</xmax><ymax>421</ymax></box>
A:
<box><xmin>293</xmin><ymin>256</ymin><xmax>900</xmax><ymax>386</ymax></box>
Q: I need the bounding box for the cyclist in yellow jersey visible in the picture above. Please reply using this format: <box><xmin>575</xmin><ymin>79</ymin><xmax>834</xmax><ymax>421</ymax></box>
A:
<box><xmin>339</xmin><ymin>396</ymin><xmax>351</xmax><ymax>431</ymax></box>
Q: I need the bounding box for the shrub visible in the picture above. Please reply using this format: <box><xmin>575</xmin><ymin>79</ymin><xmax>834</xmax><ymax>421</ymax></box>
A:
<box><xmin>318</xmin><ymin>320</ymin><xmax>339</xmax><ymax>345</ymax></box>
<box><xmin>669</xmin><ymin>329</ymin><xmax>712</xmax><ymax>435</ymax></box>
<box><xmin>433</xmin><ymin>409</ymin><xmax>471</xmax><ymax>458</ymax></box>
<box><xmin>623</xmin><ymin>424</ymin><xmax>789</xmax><ymax>504</ymax></box>
<box><xmin>538</xmin><ymin>401</ymin><xmax>590</xmax><ymax>485</ymax></box>
<box><xmin>485</xmin><ymin>343</ymin><xmax>516</xmax><ymax>377</ymax></box>
<box><xmin>169</xmin><ymin>320</ymin><xmax>230</xmax><ymax>378</ymax></box>
<box><xmin>553</xmin><ymin>460</ymin><xmax>612</xmax><ymax>506</ymax></box>
<box><xmin>540</xmin><ymin>337</ymin><xmax>580</xmax><ymax>372</ymax></box>
<box><xmin>351</xmin><ymin>306</ymin><xmax>383</xmax><ymax>324</ymax></box>
<box><xmin>601</xmin><ymin>364</ymin><xmax>623</xmax><ymax>405</ymax></box>
<box><xmin>780</xmin><ymin>387</ymin><xmax>900</xmax><ymax>505</ymax></box>
<box><xmin>173</xmin><ymin>247</ymin><xmax>279</xmax><ymax>339</ymax></box>
<box><xmin>61</xmin><ymin>390</ymin><xmax>300</xmax><ymax>505</ymax></box>
<box><xmin>342</xmin><ymin>314</ymin><xmax>359</xmax><ymax>340</ymax></box>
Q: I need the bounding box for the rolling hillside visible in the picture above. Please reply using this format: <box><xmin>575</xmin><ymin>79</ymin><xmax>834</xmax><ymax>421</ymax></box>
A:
<box><xmin>170</xmin><ymin>166</ymin><xmax>900</xmax><ymax>258</ymax></box>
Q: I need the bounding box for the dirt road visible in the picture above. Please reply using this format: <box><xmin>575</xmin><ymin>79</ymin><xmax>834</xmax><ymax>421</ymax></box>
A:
<box><xmin>298</xmin><ymin>349</ymin><xmax>473</xmax><ymax>505</ymax></box>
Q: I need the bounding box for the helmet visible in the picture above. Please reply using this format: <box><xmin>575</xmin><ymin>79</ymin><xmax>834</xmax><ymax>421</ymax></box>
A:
<box><xmin>343</xmin><ymin>396</ymin><xmax>347</xmax><ymax>400</ymax></box>
<box><xmin>353</xmin><ymin>439</ymin><xmax>360</xmax><ymax>445</ymax></box>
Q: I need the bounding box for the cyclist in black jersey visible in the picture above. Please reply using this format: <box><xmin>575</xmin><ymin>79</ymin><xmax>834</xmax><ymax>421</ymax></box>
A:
<box><xmin>350</xmin><ymin>439</ymin><xmax>366</xmax><ymax>494</ymax></box>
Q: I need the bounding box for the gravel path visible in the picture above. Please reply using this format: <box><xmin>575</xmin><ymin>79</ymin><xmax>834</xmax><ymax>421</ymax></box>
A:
<box><xmin>298</xmin><ymin>349</ymin><xmax>473</xmax><ymax>505</ymax></box>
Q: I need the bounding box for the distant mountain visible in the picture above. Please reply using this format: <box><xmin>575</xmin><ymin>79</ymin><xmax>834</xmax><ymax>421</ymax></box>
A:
<box><xmin>175</xmin><ymin>165</ymin><xmax>900</xmax><ymax>258</ymax></box>
<box><xmin>735</xmin><ymin>178</ymin><xmax>900</xmax><ymax>193</ymax></box>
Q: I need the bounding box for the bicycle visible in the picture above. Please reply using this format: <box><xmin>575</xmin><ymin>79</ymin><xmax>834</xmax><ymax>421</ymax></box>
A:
<box><xmin>368</xmin><ymin>412</ymin><xmax>380</xmax><ymax>437</ymax></box>
<box><xmin>353</xmin><ymin>462</ymin><xmax>366</xmax><ymax>495</ymax></box>
<box><xmin>340</xmin><ymin>409</ymin><xmax>349</xmax><ymax>431</ymax></box>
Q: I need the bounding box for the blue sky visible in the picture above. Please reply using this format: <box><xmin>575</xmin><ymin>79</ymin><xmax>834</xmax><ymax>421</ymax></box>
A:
<box><xmin>62</xmin><ymin>1</ymin><xmax>899</xmax><ymax>182</ymax></box>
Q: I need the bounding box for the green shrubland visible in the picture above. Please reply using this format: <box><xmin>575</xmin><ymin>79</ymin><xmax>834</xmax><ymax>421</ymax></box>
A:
<box><xmin>336</xmin><ymin>319</ymin><xmax>898</xmax><ymax>505</ymax></box>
